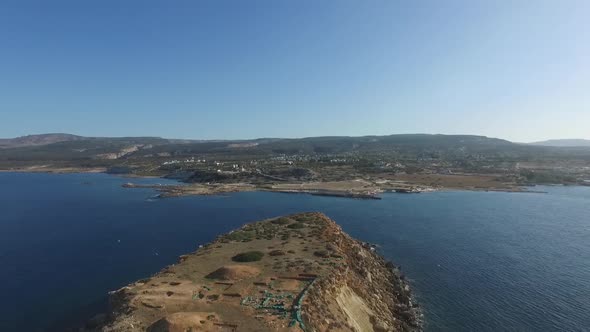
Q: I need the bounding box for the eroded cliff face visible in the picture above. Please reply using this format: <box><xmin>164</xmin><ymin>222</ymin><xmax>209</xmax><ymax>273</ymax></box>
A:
<box><xmin>300</xmin><ymin>216</ymin><xmax>421</xmax><ymax>332</ymax></box>
<box><xmin>91</xmin><ymin>212</ymin><xmax>421</xmax><ymax>332</ymax></box>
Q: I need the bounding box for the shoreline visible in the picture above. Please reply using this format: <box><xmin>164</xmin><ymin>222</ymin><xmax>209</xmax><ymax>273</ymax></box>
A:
<box><xmin>1</xmin><ymin>168</ymin><xmax>561</xmax><ymax>197</ymax></box>
<box><xmin>121</xmin><ymin>181</ymin><xmax>549</xmax><ymax>200</ymax></box>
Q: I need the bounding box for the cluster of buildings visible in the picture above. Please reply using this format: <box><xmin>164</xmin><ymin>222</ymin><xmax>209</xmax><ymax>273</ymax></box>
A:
<box><xmin>162</xmin><ymin>157</ymin><xmax>207</xmax><ymax>165</ymax></box>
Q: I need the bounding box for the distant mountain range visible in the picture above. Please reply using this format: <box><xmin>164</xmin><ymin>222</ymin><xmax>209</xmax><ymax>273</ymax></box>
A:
<box><xmin>529</xmin><ymin>139</ymin><xmax>590</xmax><ymax>147</ymax></box>
<box><xmin>0</xmin><ymin>133</ymin><xmax>84</xmax><ymax>148</ymax></box>
<box><xmin>0</xmin><ymin>133</ymin><xmax>589</xmax><ymax>165</ymax></box>
<box><xmin>0</xmin><ymin>133</ymin><xmax>520</xmax><ymax>160</ymax></box>
<box><xmin>0</xmin><ymin>133</ymin><xmax>513</xmax><ymax>149</ymax></box>
<box><xmin>0</xmin><ymin>133</ymin><xmax>246</xmax><ymax>149</ymax></box>
<box><xmin>2</xmin><ymin>133</ymin><xmax>589</xmax><ymax>151</ymax></box>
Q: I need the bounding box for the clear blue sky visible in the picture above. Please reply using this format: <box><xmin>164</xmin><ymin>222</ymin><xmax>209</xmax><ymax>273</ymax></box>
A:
<box><xmin>1</xmin><ymin>0</ymin><xmax>588</xmax><ymax>142</ymax></box>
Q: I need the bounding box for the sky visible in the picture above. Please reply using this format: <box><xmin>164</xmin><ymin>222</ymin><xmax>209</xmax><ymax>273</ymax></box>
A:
<box><xmin>0</xmin><ymin>0</ymin><xmax>588</xmax><ymax>142</ymax></box>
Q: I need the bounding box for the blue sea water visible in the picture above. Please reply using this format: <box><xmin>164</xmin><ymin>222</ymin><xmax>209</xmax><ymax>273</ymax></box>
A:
<box><xmin>1</xmin><ymin>172</ymin><xmax>589</xmax><ymax>331</ymax></box>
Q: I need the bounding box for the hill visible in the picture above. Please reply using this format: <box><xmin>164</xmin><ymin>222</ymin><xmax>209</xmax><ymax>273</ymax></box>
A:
<box><xmin>0</xmin><ymin>133</ymin><xmax>519</xmax><ymax>161</ymax></box>
<box><xmin>91</xmin><ymin>212</ymin><xmax>420</xmax><ymax>332</ymax></box>
<box><xmin>0</xmin><ymin>133</ymin><xmax>84</xmax><ymax>148</ymax></box>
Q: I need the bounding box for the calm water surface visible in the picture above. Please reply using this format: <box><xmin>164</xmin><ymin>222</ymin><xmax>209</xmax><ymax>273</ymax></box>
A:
<box><xmin>1</xmin><ymin>173</ymin><xmax>589</xmax><ymax>331</ymax></box>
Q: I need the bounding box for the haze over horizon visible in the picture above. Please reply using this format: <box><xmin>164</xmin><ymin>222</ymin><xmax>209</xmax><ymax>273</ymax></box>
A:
<box><xmin>3</xmin><ymin>131</ymin><xmax>590</xmax><ymax>145</ymax></box>
<box><xmin>1</xmin><ymin>0</ymin><xmax>588</xmax><ymax>142</ymax></box>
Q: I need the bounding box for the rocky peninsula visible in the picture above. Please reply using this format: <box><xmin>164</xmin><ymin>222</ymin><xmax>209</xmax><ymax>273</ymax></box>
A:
<box><xmin>90</xmin><ymin>213</ymin><xmax>421</xmax><ymax>331</ymax></box>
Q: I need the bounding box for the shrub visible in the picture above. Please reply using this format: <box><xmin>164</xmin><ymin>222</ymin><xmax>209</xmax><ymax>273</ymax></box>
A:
<box><xmin>287</xmin><ymin>222</ymin><xmax>305</xmax><ymax>229</ymax></box>
<box><xmin>314</xmin><ymin>250</ymin><xmax>330</xmax><ymax>258</ymax></box>
<box><xmin>232</xmin><ymin>251</ymin><xmax>265</xmax><ymax>262</ymax></box>
<box><xmin>269</xmin><ymin>250</ymin><xmax>286</xmax><ymax>256</ymax></box>
<box><xmin>293</xmin><ymin>214</ymin><xmax>315</xmax><ymax>222</ymax></box>
<box><xmin>271</xmin><ymin>217</ymin><xmax>292</xmax><ymax>225</ymax></box>
<box><xmin>224</xmin><ymin>230</ymin><xmax>254</xmax><ymax>242</ymax></box>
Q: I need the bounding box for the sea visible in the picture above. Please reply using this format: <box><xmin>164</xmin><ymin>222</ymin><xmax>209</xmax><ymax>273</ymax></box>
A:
<box><xmin>0</xmin><ymin>172</ymin><xmax>589</xmax><ymax>331</ymax></box>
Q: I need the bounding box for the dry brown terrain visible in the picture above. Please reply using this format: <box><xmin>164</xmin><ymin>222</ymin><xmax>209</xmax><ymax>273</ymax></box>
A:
<box><xmin>269</xmin><ymin>180</ymin><xmax>378</xmax><ymax>193</ymax></box>
<box><xmin>93</xmin><ymin>213</ymin><xmax>421</xmax><ymax>332</ymax></box>
<box><xmin>380</xmin><ymin>173</ymin><xmax>521</xmax><ymax>191</ymax></box>
<box><xmin>122</xmin><ymin>173</ymin><xmax>527</xmax><ymax>201</ymax></box>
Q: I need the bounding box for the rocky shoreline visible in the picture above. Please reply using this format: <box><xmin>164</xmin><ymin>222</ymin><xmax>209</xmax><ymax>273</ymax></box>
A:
<box><xmin>87</xmin><ymin>213</ymin><xmax>422</xmax><ymax>331</ymax></box>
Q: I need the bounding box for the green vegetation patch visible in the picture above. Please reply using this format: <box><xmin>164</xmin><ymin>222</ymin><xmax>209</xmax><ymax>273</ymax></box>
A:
<box><xmin>271</xmin><ymin>217</ymin><xmax>292</xmax><ymax>225</ymax></box>
<box><xmin>290</xmin><ymin>230</ymin><xmax>305</xmax><ymax>237</ymax></box>
<box><xmin>222</xmin><ymin>230</ymin><xmax>255</xmax><ymax>242</ymax></box>
<box><xmin>292</xmin><ymin>214</ymin><xmax>318</xmax><ymax>223</ymax></box>
<box><xmin>519</xmin><ymin>170</ymin><xmax>577</xmax><ymax>184</ymax></box>
<box><xmin>287</xmin><ymin>222</ymin><xmax>306</xmax><ymax>229</ymax></box>
<box><xmin>314</xmin><ymin>250</ymin><xmax>330</xmax><ymax>258</ymax></box>
<box><xmin>232</xmin><ymin>251</ymin><xmax>265</xmax><ymax>262</ymax></box>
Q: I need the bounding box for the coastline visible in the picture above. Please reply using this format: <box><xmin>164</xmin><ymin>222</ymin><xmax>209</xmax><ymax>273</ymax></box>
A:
<box><xmin>1</xmin><ymin>167</ymin><xmax>554</xmax><ymax>197</ymax></box>
<box><xmin>120</xmin><ymin>180</ymin><xmax>547</xmax><ymax>200</ymax></box>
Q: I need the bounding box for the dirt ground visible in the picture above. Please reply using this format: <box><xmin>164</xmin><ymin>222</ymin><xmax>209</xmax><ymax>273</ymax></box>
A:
<box><xmin>269</xmin><ymin>179</ymin><xmax>378</xmax><ymax>192</ymax></box>
<box><xmin>379</xmin><ymin>173</ymin><xmax>521</xmax><ymax>191</ymax></box>
<box><xmin>166</xmin><ymin>173</ymin><xmax>523</xmax><ymax>198</ymax></box>
<box><xmin>101</xmin><ymin>213</ymin><xmax>350</xmax><ymax>331</ymax></box>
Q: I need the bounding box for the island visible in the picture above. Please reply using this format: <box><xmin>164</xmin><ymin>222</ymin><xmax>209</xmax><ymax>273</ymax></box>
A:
<box><xmin>89</xmin><ymin>213</ymin><xmax>421</xmax><ymax>331</ymax></box>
